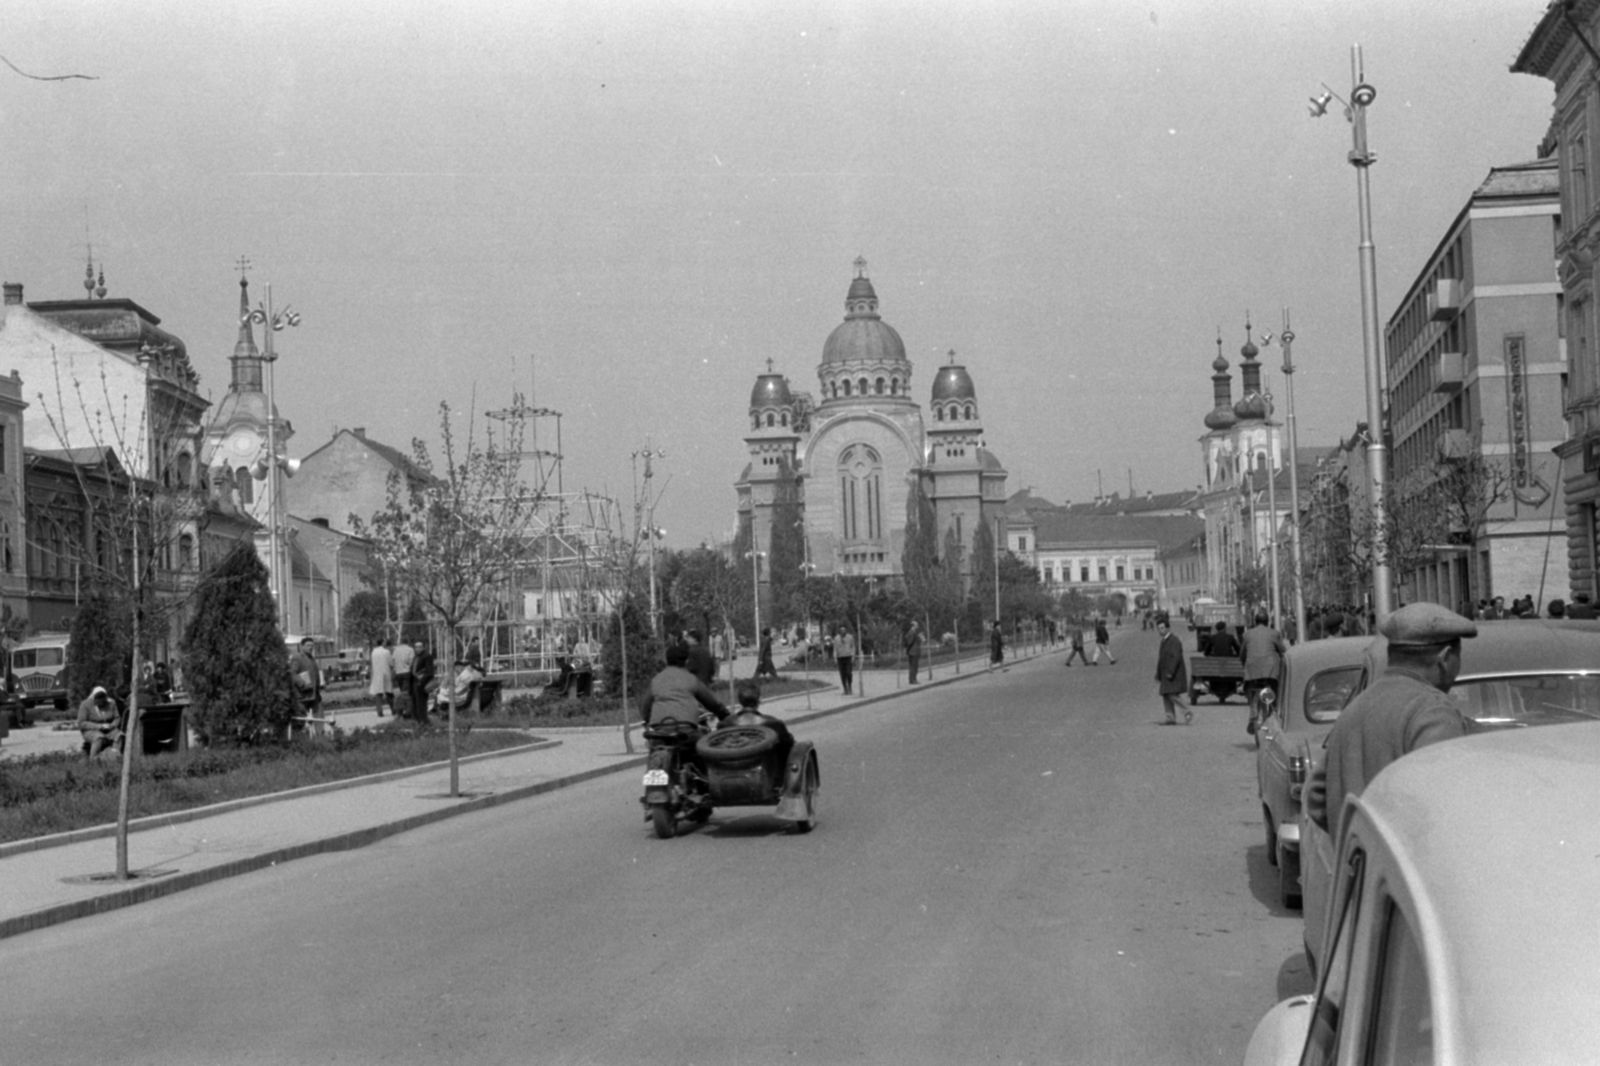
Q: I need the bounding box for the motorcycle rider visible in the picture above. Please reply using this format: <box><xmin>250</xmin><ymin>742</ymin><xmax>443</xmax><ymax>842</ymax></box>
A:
<box><xmin>640</xmin><ymin>643</ymin><xmax>730</xmax><ymax>729</ymax></box>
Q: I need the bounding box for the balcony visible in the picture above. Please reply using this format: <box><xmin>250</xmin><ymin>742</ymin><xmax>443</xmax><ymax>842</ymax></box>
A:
<box><xmin>1427</xmin><ymin>277</ymin><xmax>1462</xmax><ymax>321</ymax></box>
<box><xmin>1436</xmin><ymin>428</ymin><xmax>1474</xmax><ymax>464</ymax></box>
<box><xmin>1431</xmin><ymin>350</ymin><xmax>1464</xmax><ymax>393</ymax></box>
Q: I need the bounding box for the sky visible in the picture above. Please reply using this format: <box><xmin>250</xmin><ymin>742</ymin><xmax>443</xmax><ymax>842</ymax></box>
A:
<box><xmin>0</xmin><ymin>0</ymin><xmax>1560</xmax><ymax>548</ymax></box>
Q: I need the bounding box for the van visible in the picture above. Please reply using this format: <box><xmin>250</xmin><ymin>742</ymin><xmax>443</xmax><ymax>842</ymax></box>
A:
<box><xmin>10</xmin><ymin>633</ymin><xmax>72</xmax><ymax>708</ymax></box>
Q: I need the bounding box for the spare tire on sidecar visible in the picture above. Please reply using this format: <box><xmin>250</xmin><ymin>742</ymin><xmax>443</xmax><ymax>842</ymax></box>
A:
<box><xmin>693</xmin><ymin>716</ymin><xmax>819</xmax><ymax>832</ymax></box>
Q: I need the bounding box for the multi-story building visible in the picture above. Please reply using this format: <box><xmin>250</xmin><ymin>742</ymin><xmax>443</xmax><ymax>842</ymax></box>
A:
<box><xmin>1515</xmin><ymin>12</ymin><xmax>1600</xmax><ymax>604</ymax></box>
<box><xmin>1381</xmin><ymin>159</ymin><xmax>1567</xmax><ymax>611</ymax></box>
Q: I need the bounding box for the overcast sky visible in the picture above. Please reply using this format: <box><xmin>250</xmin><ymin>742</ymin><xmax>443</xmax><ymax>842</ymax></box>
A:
<box><xmin>0</xmin><ymin>0</ymin><xmax>1558</xmax><ymax>546</ymax></box>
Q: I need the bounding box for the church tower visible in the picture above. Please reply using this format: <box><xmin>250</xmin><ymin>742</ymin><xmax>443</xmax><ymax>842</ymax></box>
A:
<box><xmin>924</xmin><ymin>350</ymin><xmax>1003</xmax><ymax>575</ymax></box>
<box><xmin>202</xmin><ymin>275</ymin><xmax>292</xmax><ymax>526</ymax></box>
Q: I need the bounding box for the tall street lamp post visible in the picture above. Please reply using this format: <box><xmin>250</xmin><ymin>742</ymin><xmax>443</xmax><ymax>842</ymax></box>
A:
<box><xmin>1312</xmin><ymin>45</ymin><xmax>1392</xmax><ymax>624</ymax></box>
<box><xmin>746</xmin><ymin>549</ymin><xmax>765</xmax><ymax>653</ymax></box>
<box><xmin>244</xmin><ymin>284</ymin><xmax>300</xmax><ymax>634</ymax></box>
<box><xmin>1263</xmin><ymin>312</ymin><xmax>1309</xmax><ymax>642</ymax></box>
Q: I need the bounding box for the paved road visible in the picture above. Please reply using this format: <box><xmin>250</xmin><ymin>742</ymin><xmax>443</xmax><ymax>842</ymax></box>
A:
<box><xmin>1</xmin><ymin>636</ymin><xmax>1312</xmax><ymax>1065</ymax></box>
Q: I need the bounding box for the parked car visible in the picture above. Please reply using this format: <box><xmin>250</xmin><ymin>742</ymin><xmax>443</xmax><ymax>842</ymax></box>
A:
<box><xmin>1245</xmin><ymin>721</ymin><xmax>1600</xmax><ymax>1066</ymax></box>
<box><xmin>334</xmin><ymin>647</ymin><xmax>369</xmax><ymax>683</ymax></box>
<box><xmin>1253</xmin><ymin>635</ymin><xmax>1370</xmax><ymax>908</ymax></box>
<box><xmin>1299</xmin><ymin>618</ymin><xmax>1600</xmax><ymax>972</ymax></box>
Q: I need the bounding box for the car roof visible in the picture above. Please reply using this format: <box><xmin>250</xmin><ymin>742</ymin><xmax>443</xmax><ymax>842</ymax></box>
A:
<box><xmin>1365</xmin><ymin>618</ymin><xmax>1600</xmax><ymax>679</ymax></box>
<box><xmin>1283</xmin><ymin>634</ymin><xmax>1371</xmax><ymax>672</ymax></box>
<box><xmin>1351</xmin><ymin>721</ymin><xmax>1600</xmax><ymax>1062</ymax></box>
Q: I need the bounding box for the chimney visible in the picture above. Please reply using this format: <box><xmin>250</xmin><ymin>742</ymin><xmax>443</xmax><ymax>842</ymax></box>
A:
<box><xmin>352</xmin><ymin>427</ymin><xmax>366</xmax><ymax>439</ymax></box>
<box><xmin>3</xmin><ymin>283</ymin><xmax>22</xmax><ymax>305</ymax></box>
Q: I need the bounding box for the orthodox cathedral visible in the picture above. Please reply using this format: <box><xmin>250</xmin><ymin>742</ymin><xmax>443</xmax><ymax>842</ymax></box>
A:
<box><xmin>735</xmin><ymin>258</ymin><xmax>1008</xmax><ymax>587</ymax></box>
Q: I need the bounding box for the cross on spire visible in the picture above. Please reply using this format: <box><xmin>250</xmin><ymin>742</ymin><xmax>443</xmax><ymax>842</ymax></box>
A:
<box><xmin>766</xmin><ymin>357</ymin><xmax>775</xmax><ymax>372</ymax></box>
<box><xmin>853</xmin><ymin>255</ymin><xmax>868</xmax><ymax>278</ymax></box>
<box><xmin>236</xmin><ymin>255</ymin><xmax>252</xmax><ymax>279</ymax></box>
<box><xmin>948</xmin><ymin>348</ymin><xmax>957</xmax><ymax>364</ymax></box>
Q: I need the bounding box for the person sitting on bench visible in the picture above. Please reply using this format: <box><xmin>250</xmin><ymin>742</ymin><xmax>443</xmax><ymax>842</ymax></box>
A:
<box><xmin>436</xmin><ymin>659</ymin><xmax>485</xmax><ymax>712</ymax></box>
<box><xmin>77</xmin><ymin>686</ymin><xmax>124</xmax><ymax>759</ymax></box>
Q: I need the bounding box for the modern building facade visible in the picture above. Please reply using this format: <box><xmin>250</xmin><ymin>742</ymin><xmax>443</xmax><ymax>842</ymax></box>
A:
<box><xmin>1515</xmin><ymin>12</ymin><xmax>1600</xmax><ymax>606</ymax></box>
<box><xmin>1381</xmin><ymin>158</ymin><xmax>1567</xmax><ymax>611</ymax></box>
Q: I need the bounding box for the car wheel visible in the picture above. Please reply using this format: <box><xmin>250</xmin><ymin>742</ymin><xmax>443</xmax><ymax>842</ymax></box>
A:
<box><xmin>651</xmin><ymin>806</ymin><xmax>677</xmax><ymax>839</ymax></box>
<box><xmin>1278</xmin><ymin>844</ymin><xmax>1302</xmax><ymax>909</ymax></box>
<box><xmin>1264</xmin><ymin>806</ymin><xmax>1278</xmax><ymax>866</ymax></box>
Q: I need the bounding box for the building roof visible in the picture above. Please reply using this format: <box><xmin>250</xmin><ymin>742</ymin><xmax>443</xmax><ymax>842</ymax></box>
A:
<box><xmin>1032</xmin><ymin>512</ymin><xmax>1203</xmax><ymax>554</ymax></box>
<box><xmin>1473</xmin><ymin>158</ymin><xmax>1558</xmax><ymax>200</ymax></box>
<box><xmin>299</xmin><ymin>427</ymin><xmax>428</xmax><ymax>482</ymax></box>
<box><xmin>820</xmin><ymin>267</ymin><xmax>908</xmax><ymax>367</ymax></box>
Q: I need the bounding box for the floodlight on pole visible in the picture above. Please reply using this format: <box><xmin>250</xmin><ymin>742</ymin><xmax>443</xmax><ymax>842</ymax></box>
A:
<box><xmin>1311</xmin><ymin>45</ymin><xmax>1393</xmax><ymax>625</ymax></box>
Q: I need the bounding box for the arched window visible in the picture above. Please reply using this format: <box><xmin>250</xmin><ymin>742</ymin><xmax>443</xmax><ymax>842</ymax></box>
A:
<box><xmin>179</xmin><ymin>533</ymin><xmax>195</xmax><ymax>571</ymax></box>
<box><xmin>891</xmin><ymin>377</ymin><xmax>900</xmax><ymax>395</ymax></box>
<box><xmin>965</xmin><ymin>404</ymin><xmax>975</xmax><ymax>420</ymax></box>
<box><xmin>830</xmin><ymin>382</ymin><xmax>838</xmax><ymax>399</ymax></box>
<box><xmin>858</xmin><ymin>377</ymin><xmax>869</xmax><ymax>395</ymax></box>
<box><xmin>842</xmin><ymin>380</ymin><xmax>852</xmax><ymax>396</ymax></box>
<box><xmin>752</xmin><ymin>414</ymin><xmax>760</xmax><ymax>430</ymax></box>
<box><xmin>237</xmin><ymin>467</ymin><xmax>254</xmax><ymax>506</ymax></box>
<box><xmin>175</xmin><ymin>451</ymin><xmax>193</xmax><ymax>489</ymax></box>
<box><xmin>780</xmin><ymin>411</ymin><xmax>789</xmax><ymax>427</ymax></box>
<box><xmin>875</xmin><ymin>377</ymin><xmax>885</xmax><ymax>394</ymax></box>
<box><xmin>936</xmin><ymin>407</ymin><xmax>944</xmax><ymax>422</ymax></box>
<box><xmin>766</xmin><ymin>412</ymin><xmax>775</xmax><ymax>427</ymax></box>
<box><xmin>838</xmin><ymin>445</ymin><xmax>884</xmax><ymax>543</ymax></box>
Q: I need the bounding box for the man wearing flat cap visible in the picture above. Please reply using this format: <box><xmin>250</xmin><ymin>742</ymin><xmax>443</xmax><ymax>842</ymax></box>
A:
<box><xmin>1309</xmin><ymin>602</ymin><xmax>1477</xmax><ymax>837</ymax></box>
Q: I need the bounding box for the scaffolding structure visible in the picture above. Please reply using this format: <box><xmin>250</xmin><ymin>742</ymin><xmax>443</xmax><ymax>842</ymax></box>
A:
<box><xmin>480</xmin><ymin>397</ymin><xmax>628</xmax><ymax>672</ymax></box>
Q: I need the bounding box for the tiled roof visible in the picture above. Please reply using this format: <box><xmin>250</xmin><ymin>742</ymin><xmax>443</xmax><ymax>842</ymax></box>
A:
<box><xmin>1032</xmin><ymin>512</ymin><xmax>1203</xmax><ymax>553</ymax></box>
<box><xmin>1475</xmin><ymin>159</ymin><xmax>1557</xmax><ymax>201</ymax></box>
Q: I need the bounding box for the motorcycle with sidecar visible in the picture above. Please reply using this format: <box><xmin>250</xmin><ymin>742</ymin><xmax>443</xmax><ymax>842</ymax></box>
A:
<box><xmin>639</xmin><ymin>707</ymin><xmax>819</xmax><ymax>839</ymax></box>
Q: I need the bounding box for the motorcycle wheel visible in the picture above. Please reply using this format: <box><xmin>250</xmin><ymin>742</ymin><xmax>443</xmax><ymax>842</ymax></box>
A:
<box><xmin>650</xmin><ymin>806</ymin><xmax>676</xmax><ymax>839</ymax></box>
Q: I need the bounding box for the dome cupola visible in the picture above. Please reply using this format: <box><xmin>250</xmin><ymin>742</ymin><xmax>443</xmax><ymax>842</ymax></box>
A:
<box><xmin>1232</xmin><ymin>317</ymin><xmax>1270</xmax><ymax>421</ymax></box>
<box><xmin>1204</xmin><ymin>333</ymin><xmax>1238</xmax><ymax>431</ymax></box>
<box><xmin>749</xmin><ymin>361</ymin><xmax>798</xmax><ymax>433</ymax></box>
<box><xmin>818</xmin><ymin>258</ymin><xmax>913</xmax><ymax>405</ymax></box>
<box><xmin>930</xmin><ymin>349</ymin><xmax>980</xmax><ymax>425</ymax></box>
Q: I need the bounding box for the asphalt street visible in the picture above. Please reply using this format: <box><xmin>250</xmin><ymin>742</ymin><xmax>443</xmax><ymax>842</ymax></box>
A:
<box><xmin>0</xmin><ymin>633</ymin><xmax>1313</xmax><ymax>1066</ymax></box>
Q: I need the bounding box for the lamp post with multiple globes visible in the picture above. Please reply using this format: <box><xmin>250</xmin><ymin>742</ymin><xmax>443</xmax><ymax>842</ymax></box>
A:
<box><xmin>243</xmin><ymin>284</ymin><xmax>301</xmax><ymax>634</ymax></box>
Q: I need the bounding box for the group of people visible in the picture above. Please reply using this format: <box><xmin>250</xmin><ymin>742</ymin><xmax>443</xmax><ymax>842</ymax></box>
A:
<box><xmin>1478</xmin><ymin>592</ymin><xmax>1597</xmax><ymax>619</ymax></box>
<box><xmin>1061</xmin><ymin>618</ymin><xmax>1116</xmax><ymax>667</ymax></box>
<box><xmin>1152</xmin><ymin>610</ymin><xmax>1286</xmax><ymax>728</ymax></box>
<box><xmin>75</xmin><ymin>663</ymin><xmax>178</xmax><ymax>759</ymax></box>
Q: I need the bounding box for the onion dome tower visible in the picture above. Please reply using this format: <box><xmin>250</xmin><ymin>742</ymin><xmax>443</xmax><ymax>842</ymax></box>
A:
<box><xmin>1204</xmin><ymin>333</ymin><xmax>1238</xmax><ymax>432</ymax></box>
<box><xmin>818</xmin><ymin>257</ymin><xmax>915</xmax><ymax>406</ymax></box>
<box><xmin>1233</xmin><ymin>317</ymin><xmax>1271</xmax><ymax>422</ymax></box>
<box><xmin>927</xmin><ymin>349</ymin><xmax>983</xmax><ymax>465</ymax></box>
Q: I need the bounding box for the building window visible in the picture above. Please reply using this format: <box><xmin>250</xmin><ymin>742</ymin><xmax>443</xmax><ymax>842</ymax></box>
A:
<box><xmin>1116</xmin><ymin>565</ymin><xmax>1125</xmax><ymax>581</ymax></box>
<box><xmin>1569</xmin><ymin>128</ymin><xmax>1591</xmax><ymax>227</ymax></box>
<box><xmin>838</xmin><ymin>445</ymin><xmax>883</xmax><ymax>542</ymax></box>
<box><xmin>237</xmin><ymin>467</ymin><xmax>254</xmax><ymax>506</ymax></box>
<box><xmin>1098</xmin><ymin>565</ymin><xmax>1108</xmax><ymax>582</ymax></box>
<box><xmin>1080</xmin><ymin>565</ymin><xmax>1090</xmax><ymax>582</ymax></box>
<box><xmin>842</xmin><ymin>380</ymin><xmax>852</xmax><ymax>397</ymax></box>
<box><xmin>1017</xmin><ymin>536</ymin><xmax>1028</xmax><ymax>552</ymax></box>
<box><xmin>875</xmin><ymin>377</ymin><xmax>885</xmax><ymax>394</ymax></box>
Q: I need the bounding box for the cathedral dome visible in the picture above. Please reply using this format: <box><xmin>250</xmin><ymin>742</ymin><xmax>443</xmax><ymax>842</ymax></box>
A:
<box><xmin>821</xmin><ymin>260</ymin><xmax>907</xmax><ymax>366</ymax></box>
<box><xmin>931</xmin><ymin>360</ymin><xmax>976</xmax><ymax>402</ymax></box>
<box><xmin>750</xmin><ymin>372</ymin><xmax>793</xmax><ymax>409</ymax></box>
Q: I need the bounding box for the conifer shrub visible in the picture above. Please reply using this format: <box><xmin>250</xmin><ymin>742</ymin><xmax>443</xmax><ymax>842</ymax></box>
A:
<box><xmin>181</xmin><ymin>544</ymin><xmax>297</xmax><ymax>745</ymax></box>
<box><xmin>65</xmin><ymin>591</ymin><xmax>133</xmax><ymax>703</ymax></box>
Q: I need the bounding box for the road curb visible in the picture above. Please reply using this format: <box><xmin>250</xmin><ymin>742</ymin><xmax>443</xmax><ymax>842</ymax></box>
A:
<box><xmin>0</xmin><ymin>738</ymin><xmax>561</xmax><ymax>860</ymax></box>
<box><xmin>0</xmin><ymin>757</ymin><xmax>637</xmax><ymax>942</ymax></box>
<box><xmin>1</xmin><ymin>649</ymin><xmax>1045</xmax><ymax>940</ymax></box>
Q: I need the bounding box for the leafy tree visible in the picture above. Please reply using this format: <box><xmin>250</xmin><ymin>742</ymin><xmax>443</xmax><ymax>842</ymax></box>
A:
<box><xmin>968</xmin><ymin>518</ymin><xmax>998</xmax><ymax>632</ymax></box>
<box><xmin>342</xmin><ymin>589</ymin><xmax>388</xmax><ymax>647</ymax></box>
<box><xmin>66</xmin><ymin>591</ymin><xmax>132</xmax><ymax>702</ymax></box>
<box><xmin>902</xmin><ymin>482</ymin><xmax>941</xmax><ymax>634</ymax></box>
<box><xmin>181</xmin><ymin>543</ymin><xmax>297</xmax><ymax>746</ymax></box>
<box><xmin>671</xmin><ymin>547</ymin><xmax>741</xmax><ymax>638</ymax></box>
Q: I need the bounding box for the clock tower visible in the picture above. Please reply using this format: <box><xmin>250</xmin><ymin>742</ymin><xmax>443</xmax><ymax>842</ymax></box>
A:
<box><xmin>202</xmin><ymin>275</ymin><xmax>291</xmax><ymax>527</ymax></box>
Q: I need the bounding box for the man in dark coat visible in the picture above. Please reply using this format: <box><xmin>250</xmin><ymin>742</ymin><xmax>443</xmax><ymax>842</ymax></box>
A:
<box><xmin>904</xmin><ymin>620</ymin><xmax>923</xmax><ymax>683</ymax></box>
<box><xmin>411</xmin><ymin>642</ymin><xmax>436</xmax><ymax>728</ymax></box>
<box><xmin>1154</xmin><ymin>615</ymin><xmax>1190</xmax><ymax>724</ymax></box>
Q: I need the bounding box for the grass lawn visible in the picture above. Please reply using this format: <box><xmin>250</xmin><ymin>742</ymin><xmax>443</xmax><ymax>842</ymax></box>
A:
<box><xmin>0</xmin><ymin>724</ymin><xmax>538</xmax><ymax>845</ymax></box>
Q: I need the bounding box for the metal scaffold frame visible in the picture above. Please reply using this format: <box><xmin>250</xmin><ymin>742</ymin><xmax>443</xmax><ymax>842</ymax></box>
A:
<box><xmin>478</xmin><ymin>397</ymin><xmax>626</xmax><ymax>674</ymax></box>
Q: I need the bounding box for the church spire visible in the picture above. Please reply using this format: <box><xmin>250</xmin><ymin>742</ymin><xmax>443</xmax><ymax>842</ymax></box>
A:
<box><xmin>230</xmin><ymin>264</ymin><xmax>264</xmax><ymax>391</ymax></box>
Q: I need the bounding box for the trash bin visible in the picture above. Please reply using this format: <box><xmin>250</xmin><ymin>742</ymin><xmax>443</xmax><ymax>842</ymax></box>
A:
<box><xmin>140</xmin><ymin>701</ymin><xmax>189</xmax><ymax>755</ymax></box>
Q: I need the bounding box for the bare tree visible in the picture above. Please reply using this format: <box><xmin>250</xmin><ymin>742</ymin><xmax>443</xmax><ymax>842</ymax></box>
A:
<box><xmin>353</xmin><ymin>400</ymin><xmax>538</xmax><ymax>795</ymax></box>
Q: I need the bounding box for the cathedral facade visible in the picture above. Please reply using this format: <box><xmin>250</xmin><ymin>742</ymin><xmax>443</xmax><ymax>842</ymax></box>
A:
<box><xmin>734</xmin><ymin>260</ymin><xmax>1008</xmax><ymax>591</ymax></box>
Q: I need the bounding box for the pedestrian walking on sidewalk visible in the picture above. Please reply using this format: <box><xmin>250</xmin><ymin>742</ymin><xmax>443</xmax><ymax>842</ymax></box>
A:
<box><xmin>755</xmin><ymin>627</ymin><xmax>780</xmax><ymax>680</ymax></box>
<box><xmin>290</xmin><ymin>637</ymin><xmax>324</xmax><ymax>721</ymax></box>
<box><xmin>1064</xmin><ymin>623</ymin><xmax>1090</xmax><ymax>666</ymax></box>
<box><xmin>369</xmin><ymin>637</ymin><xmax>395</xmax><ymax>716</ymax></box>
<box><xmin>989</xmin><ymin>619</ymin><xmax>1005</xmax><ymax>667</ymax></box>
<box><xmin>834</xmin><ymin>626</ymin><xmax>857</xmax><ymax>694</ymax></box>
<box><xmin>1091</xmin><ymin>618</ymin><xmax>1117</xmax><ymax>665</ymax></box>
<box><xmin>1154</xmin><ymin>616</ymin><xmax>1190</xmax><ymax>725</ymax></box>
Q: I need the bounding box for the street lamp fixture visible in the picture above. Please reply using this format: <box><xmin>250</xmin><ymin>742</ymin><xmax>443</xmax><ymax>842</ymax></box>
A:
<box><xmin>1260</xmin><ymin>313</ymin><xmax>1309</xmax><ymax>642</ymax></box>
<box><xmin>1312</xmin><ymin>45</ymin><xmax>1393</xmax><ymax>625</ymax></box>
<box><xmin>242</xmin><ymin>284</ymin><xmax>300</xmax><ymax>634</ymax></box>
<box><xmin>745</xmin><ymin>549</ymin><xmax>766</xmax><ymax>652</ymax></box>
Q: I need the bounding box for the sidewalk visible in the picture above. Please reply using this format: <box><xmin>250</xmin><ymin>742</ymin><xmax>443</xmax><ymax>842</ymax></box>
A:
<box><xmin>0</xmin><ymin>643</ymin><xmax>1051</xmax><ymax>940</ymax></box>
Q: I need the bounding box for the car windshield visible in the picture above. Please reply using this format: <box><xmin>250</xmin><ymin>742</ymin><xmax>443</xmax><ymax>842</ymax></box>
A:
<box><xmin>1454</xmin><ymin>673</ymin><xmax>1600</xmax><ymax>730</ymax></box>
<box><xmin>1303</xmin><ymin>665</ymin><xmax>1365</xmax><ymax>723</ymax></box>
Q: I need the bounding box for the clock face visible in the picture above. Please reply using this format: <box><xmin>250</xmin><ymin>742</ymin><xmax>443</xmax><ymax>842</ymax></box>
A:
<box><xmin>227</xmin><ymin>429</ymin><xmax>262</xmax><ymax>459</ymax></box>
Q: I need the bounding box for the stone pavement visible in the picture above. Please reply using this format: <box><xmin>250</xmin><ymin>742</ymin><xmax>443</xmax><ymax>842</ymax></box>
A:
<box><xmin>0</xmin><ymin>643</ymin><xmax>1051</xmax><ymax>940</ymax></box>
